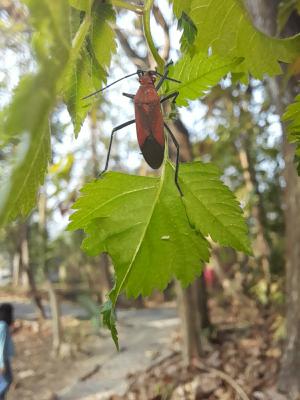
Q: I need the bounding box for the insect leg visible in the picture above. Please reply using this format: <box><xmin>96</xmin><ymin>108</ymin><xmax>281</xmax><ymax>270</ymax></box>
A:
<box><xmin>160</xmin><ymin>91</ymin><xmax>179</xmax><ymax>104</ymax></box>
<box><xmin>164</xmin><ymin>123</ymin><xmax>183</xmax><ymax>196</ymax></box>
<box><xmin>99</xmin><ymin>119</ymin><xmax>136</xmax><ymax>177</ymax></box>
<box><xmin>155</xmin><ymin>71</ymin><xmax>170</xmax><ymax>91</ymax></box>
<box><xmin>122</xmin><ymin>93</ymin><xmax>135</xmax><ymax>100</ymax></box>
<box><xmin>155</xmin><ymin>62</ymin><xmax>181</xmax><ymax>91</ymax></box>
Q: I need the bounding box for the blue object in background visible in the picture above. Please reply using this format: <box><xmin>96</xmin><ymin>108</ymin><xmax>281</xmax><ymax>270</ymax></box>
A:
<box><xmin>0</xmin><ymin>374</ymin><xmax>11</xmax><ymax>400</ymax></box>
<box><xmin>0</xmin><ymin>322</ymin><xmax>14</xmax><ymax>399</ymax></box>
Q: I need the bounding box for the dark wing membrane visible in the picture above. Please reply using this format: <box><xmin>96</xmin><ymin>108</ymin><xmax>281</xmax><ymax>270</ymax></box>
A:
<box><xmin>135</xmin><ymin>102</ymin><xmax>165</xmax><ymax>169</ymax></box>
<box><xmin>141</xmin><ymin>134</ymin><xmax>165</xmax><ymax>169</ymax></box>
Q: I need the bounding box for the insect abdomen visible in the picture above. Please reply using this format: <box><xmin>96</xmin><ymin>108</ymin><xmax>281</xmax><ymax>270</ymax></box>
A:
<box><xmin>134</xmin><ymin>88</ymin><xmax>165</xmax><ymax>169</ymax></box>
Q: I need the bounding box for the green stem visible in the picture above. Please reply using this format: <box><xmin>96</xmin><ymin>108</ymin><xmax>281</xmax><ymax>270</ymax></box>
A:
<box><xmin>110</xmin><ymin>0</ymin><xmax>143</xmax><ymax>14</ymax></box>
<box><xmin>143</xmin><ymin>0</ymin><xmax>164</xmax><ymax>71</ymax></box>
<box><xmin>58</xmin><ymin>13</ymin><xmax>91</xmax><ymax>93</ymax></box>
<box><xmin>71</xmin><ymin>14</ymin><xmax>91</xmax><ymax>56</ymax></box>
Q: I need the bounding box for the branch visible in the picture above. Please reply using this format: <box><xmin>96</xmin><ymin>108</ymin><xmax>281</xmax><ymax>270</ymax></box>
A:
<box><xmin>115</xmin><ymin>28</ymin><xmax>148</xmax><ymax>68</ymax></box>
<box><xmin>193</xmin><ymin>361</ymin><xmax>250</xmax><ymax>400</ymax></box>
<box><xmin>153</xmin><ymin>5</ymin><xmax>170</xmax><ymax>62</ymax></box>
<box><xmin>142</xmin><ymin>0</ymin><xmax>164</xmax><ymax>71</ymax></box>
<box><xmin>110</xmin><ymin>0</ymin><xmax>143</xmax><ymax>14</ymax></box>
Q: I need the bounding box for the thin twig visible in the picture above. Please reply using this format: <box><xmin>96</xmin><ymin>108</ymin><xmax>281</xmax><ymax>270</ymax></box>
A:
<box><xmin>193</xmin><ymin>360</ymin><xmax>250</xmax><ymax>400</ymax></box>
<box><xmin>79</xmin><ymin>364</ymin><xmax>101</xmax><ymax>381</ymax></box>
<box><xmin>115</xmin><ymin>28</ymin><xmax>148</xmax><ymax>68</ymax></box>
<box><xmin>153</xmin><ymin>5</ymin><xmax>170</xmax><ymax>62</ymax></box>
<box><xmin>110</xmin><ymin>0</ymin><xmax>143</xmax><ymax>14</ymax></box>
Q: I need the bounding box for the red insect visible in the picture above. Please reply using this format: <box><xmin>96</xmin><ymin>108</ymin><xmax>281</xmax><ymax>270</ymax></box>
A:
<box><xmin>83</xmin><ymin>62</ymin><xmax>182</xmax><ymax>195</ymax></box>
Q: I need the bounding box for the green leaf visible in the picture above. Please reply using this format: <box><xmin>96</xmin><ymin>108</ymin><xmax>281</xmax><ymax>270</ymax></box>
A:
<box><xmin>187</xmin><ymin>0</ymin><xmax>300</xmax><ymax>79</ymax></box>
<box><xmin>164</xmin><ymin>53</ymin><xmax>242</xmax><ymax>106</ymax></box>
<box><xmin>179</xmin><ymin>162</ymin><xmax>251</xmax><ymax>253</ymax></box>
<box><xmin>0</xmin><ymin>0</ymin><xmax>70</xmax><ymax>225</ymax></box>
<box><xmin>0</xmin><ymin>76</ymin><xmax>51</xmax><ymax>223</ymax></box>
<box><xmin>177</xmin><ymin>12</ymin><xmax>197</xmax><ymax>53</ymax></box>
<box><xmin>64</xmin><ymin>47</ymin><xmax>103</xmax><ymax>134</ymax></box>
<box><xmin>91</xmin><ymin>5</ymin><xmax>117</xmax><ymax>70</ymax></box>
<box><xmin>171</xmin><ymin>0</ymin><xmax>196</xmax><ymax>52</ymax></box>
<box><xmin>69</xmin><ymin>162</ymin><xmax>210</xmax><ymax>296</ymax></box>
<box><xmin>63</xmin><ymin>3</ymin><xmax>117</xmax><ymax>135</ymax></box>
<box><xmin>100</xmin><ymin>300</ymin><xmax>119</xmax><ymax>350</ymax></box>
<box><xmin>171</xmin><ymin>0</ymin><xmax>192</xmax><ymax>19</ymax></box>
<box><xmin>69</xmin><ymin>0</ymin><xmax>91</xmax><ymax>11</ymax></box>
<box><xmin>282</xmin><ymin>94</ymin><xmax>300</xmax><ymax>173</ymax></box>
<box><xmin>69</xmin><ymin>160</ymin><xmax>250</xmax><ymax>345</ymax></box>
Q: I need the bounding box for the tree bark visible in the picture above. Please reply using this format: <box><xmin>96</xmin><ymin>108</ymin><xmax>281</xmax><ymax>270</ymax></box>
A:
<box><xmin>246</xmin><ymin>0</ymin><xmax>300</xmax><ymax>396</ymax></box>
<box><xmin>38</xmin><ymin>190</ymin><xmax>63</xmax><ymax>355</ymax></box>
<box><xmin>12</xmin><ymin>251</ymin><xmax>20</xmax><ymax>287</ymax></box>
<box><xmin>169</xmin><ymin>118</ymin><xmax>210</xmax><ymax>365</ymax></box>
<box><xmin>19</xmin><ymin>223</ymin><xmax>46</xmax><ymax>319</ymax></box>
<box><xmin>235</xmin><ymin>134</ymin><xmax>272</xmax><ymax>299</ymax></box>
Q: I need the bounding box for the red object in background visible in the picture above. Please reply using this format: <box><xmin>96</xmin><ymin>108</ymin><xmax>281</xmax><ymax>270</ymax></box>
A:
<box><xmin>204</xmin><ymin>267</ymin><xmax>216</xmax><ymax>288</ymax></box>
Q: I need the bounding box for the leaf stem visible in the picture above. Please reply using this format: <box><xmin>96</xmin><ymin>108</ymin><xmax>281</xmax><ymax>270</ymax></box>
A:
<box><xmin>142</xmin><ymin>0</ymin><xmax>164</xmax><ymax>71</ymax></box>
<box><xmin>110</xmin><ymin>0</ymin><xmax>143</xmax><ymax>14</ymax></box>
<box><xmin>71</xmin><ymin>14</ymin><xmax>91</xmax><ymax>57</ymax></box>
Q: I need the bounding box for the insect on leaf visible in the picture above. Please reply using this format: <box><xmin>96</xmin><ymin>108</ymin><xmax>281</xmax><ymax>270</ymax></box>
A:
<box><xmin>69</xmin><ymin>160</ymin><xmax>250</xmax><ymax>346</ymax></box>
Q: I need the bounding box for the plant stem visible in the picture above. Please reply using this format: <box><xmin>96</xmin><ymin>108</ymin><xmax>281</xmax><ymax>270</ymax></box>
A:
<box><xmin>143</xmin><ymin>0</ymin><xmax>165</xmax><ymax>71</ymax></box>
<box><xmin>110</xmin><ymin>0</ymin><xmax>143</xmax><ymax>14</ymax></box>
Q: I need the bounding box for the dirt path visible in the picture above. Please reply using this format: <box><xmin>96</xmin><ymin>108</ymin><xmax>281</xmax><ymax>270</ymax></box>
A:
<box><xmin>3</xmin><ymin>295</ymin><xmax>285</xmax><ymax>400</ymax></box>
<box><xmin>3</xmin><ymin>297</ymin><xmax>179</xmax><ymax>400</ymax></box>
<box><xmin>58</xmin><ymin>307</ymin><xmax>179</xmax><ymax>400</ymax></box>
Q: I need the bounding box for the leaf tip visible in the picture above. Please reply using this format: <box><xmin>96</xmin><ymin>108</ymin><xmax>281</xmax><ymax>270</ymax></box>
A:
<box><xmin>100</xmin><ymin>299</ymin><xmax>119</xmax><ymax>351</ymax></box>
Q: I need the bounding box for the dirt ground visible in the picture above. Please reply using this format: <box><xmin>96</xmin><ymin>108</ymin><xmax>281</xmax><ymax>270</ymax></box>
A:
<box><xmin>8</xmin><ymin>318</ymin><xmax>92</xmax><ymax>400</ymax></box>
<box><xmin>2</xmin><ymin>292</ymin><xmax>286</xmax><ymax>400</ymax></box>
<box><xmin>118</xmin><ymin>297</ymin><xmax>285</xmax><ymax>400</ymax></box>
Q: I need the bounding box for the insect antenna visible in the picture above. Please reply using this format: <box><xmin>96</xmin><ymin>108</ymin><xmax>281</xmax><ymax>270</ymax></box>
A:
<box><xmin>82</xmin><ymin>71</ymin><xmax>143</xmax><ymax>100</ymax></box>
<box><xmin>153</xmin><ymin>72</ymin><xmax>181</xmax><ymax>83</ymax></box>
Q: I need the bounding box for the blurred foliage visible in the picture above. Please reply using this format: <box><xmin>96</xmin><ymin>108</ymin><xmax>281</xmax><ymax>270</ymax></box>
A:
<box><xmin>1</xmin><ymin>0</ymin><xmax>299</xmax><ymax>348</ymax></box>
<box><xmin>278</xmin><ymin>0</ymin><xmax>300</xmax><ymax>34</ymax></box>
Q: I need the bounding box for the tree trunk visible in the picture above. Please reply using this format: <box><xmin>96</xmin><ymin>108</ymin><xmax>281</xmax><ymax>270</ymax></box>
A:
<box><xmin>12</xmin><ymin>251</ymin><xmax>20</xmax><ymax>287</ymax></box>
<box><xmin>246</xmin><ymin>1</ymin><xmax>300</xmax><ymax>396</ymax></box>
<box><xmin>235</xmin><ymin>134</ymin><xmax>272</xmax><ymax>300</ymax></box>
<box><xmin>38</xmin><ymin>190</ymin><xmax>63</xmax><ymax>355</ymax></box>
<box><xmin>19</xmin><ymin>223</ymin><xmax>46</xmax><ymax>319</ymax></box>
<box><xmin>279</xmin><ymin>128</ymin><xmax>300</xmax><ymax>399</ymax></box>
<box><xmin>169</xmin><ymin>118</ymin><xmax>210</xmax><ymax>365</ymax></box>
